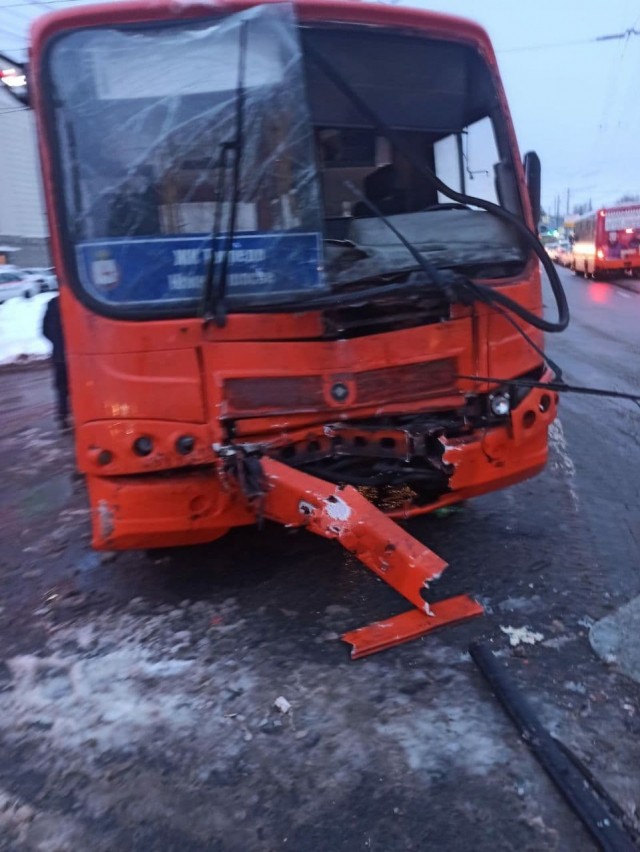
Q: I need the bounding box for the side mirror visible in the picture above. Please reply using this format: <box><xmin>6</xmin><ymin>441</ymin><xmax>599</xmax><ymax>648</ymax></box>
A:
<box><xmin>0</xmin><ymin>54</ymin><xmax>29</xmax><ymax>106</ymax></box>
<box><xmin>523</xmin><ymin>151</ymin><xmax>541</xmax><ymax>227</ymax></box>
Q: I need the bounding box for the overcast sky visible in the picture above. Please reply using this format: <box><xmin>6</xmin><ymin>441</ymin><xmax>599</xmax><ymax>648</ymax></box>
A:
<box><xmin>1</xmin><ymin>0</ymin><xmax>639</xmax><ymax>214</ymax></box>
<box><xmin>404</xmin><ymin>0</ymin><xmax>640</xmax><ymax>214</ymax></box>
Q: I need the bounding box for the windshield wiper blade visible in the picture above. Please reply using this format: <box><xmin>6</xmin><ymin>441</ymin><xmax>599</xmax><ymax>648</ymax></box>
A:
<box><xmin>201</xmin><ymin>140</ymin><xmax>232</xmax><ymax>319</ymax></box>
<box><xmin>204</xmin><ymin>20</ymin><xmax>249</xmax><ymax>328</ymax></box>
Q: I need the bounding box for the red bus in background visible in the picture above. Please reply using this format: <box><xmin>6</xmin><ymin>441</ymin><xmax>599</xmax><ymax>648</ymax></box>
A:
<box><xmin>572</xmin><ymin>205</ymin><xmax>640</xmax><ymax>278</ymax></box>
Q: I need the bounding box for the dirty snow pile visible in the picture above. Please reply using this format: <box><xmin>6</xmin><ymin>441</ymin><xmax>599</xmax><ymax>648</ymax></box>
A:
<box><xmin>0</xmin><ymin>293</ymin><xmax>54</xmax><ymax>365</ymax></box>
<box><xmin>0</xmin><ymin>596</ymin><xmax>526</xmax><ymax>849</ymax></box>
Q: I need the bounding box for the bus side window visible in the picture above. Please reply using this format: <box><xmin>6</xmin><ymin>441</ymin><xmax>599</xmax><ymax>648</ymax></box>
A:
<box><xmin>434</xmin><ymin>133</ymin><xmax>461</xmax><ymax>197</ymax></box>
<box><xmin>462</xmin><ymin>117</ymin><xmax>499</xmax><ymax>205</ymax></box>
<box><xmin>434</xmin><ymin>117</ymin><xmax>504</xmax><ymax>207</ymax></box>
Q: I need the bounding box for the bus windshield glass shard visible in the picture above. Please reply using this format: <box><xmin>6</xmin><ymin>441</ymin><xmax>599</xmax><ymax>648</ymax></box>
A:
<box><xmin>48</xmin><ymin>4</ymin><xmax>325</xmax><ymax>310</ymax></box>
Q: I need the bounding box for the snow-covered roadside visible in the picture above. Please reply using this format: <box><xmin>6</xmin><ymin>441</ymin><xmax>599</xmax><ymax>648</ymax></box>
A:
<box><xmin>0</xmin><ymin>293</ymin><xmax>55</xmax><ymax>365</ymax></box>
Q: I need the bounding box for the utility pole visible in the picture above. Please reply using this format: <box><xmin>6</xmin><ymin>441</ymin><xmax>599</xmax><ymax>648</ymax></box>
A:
<box><xmin>566</xmin><ymin>188</ymin><xmax>570</xmax><ymax>217</ymax></box>
<box><xmin>555</xmin><ymin>194</ymin><xmax>560</xmax><ymax>227</ymax></box>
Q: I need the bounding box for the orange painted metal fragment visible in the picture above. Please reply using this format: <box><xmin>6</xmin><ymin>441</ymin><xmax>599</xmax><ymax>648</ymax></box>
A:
<box><xmin>342</xmin><ymin>595</ymin><xmax>484</xmax><ymax>659</ymax></box>
<box><xmin>225</xmin><ymin>456</ymin><xmax>484</xmax><ymax>656</ymax></box>
<box><xmin>260</xmin><ymin>457</ymin><xmax>448</xmax><ymax>614</ymax></box>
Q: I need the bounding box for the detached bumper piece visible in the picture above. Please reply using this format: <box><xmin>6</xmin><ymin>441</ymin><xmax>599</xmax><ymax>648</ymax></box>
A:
<box><xmin>223</xmin><ymin>451</ymin><xmax>483</xmax><ymax>658</ymax></box>
<box><xmin>343</xmin><ymin>595</ymin><xmax>483</xmax><ymax>660</ymax></box>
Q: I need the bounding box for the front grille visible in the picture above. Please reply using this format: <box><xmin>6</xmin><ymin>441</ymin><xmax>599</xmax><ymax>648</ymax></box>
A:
<box><xmin>356</xmin><ymin>359</ymin><xmax>455</xmax><ymax>404</ymax></box>
<box><xmin>223</xmin><ymin>357</ymin><xmax>457</xmax><ymax>416</ymax></box>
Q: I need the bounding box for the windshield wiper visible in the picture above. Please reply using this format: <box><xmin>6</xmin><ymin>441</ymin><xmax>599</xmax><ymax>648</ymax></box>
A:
<box><xmin>201</xmin><ymin>140</ymin><xmax>232</xmax><ymax>318</ymax></box>
<box><xmin>203</xmin><ymin>20</ymin><xmax>249</xmax><ymax>327</ymax></box>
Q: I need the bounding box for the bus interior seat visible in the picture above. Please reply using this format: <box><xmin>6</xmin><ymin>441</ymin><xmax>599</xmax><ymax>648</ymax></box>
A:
<box><xmin>352</xmin><ymin>164</ymin><xmax>408</xmax><ymax>218</ymax></box>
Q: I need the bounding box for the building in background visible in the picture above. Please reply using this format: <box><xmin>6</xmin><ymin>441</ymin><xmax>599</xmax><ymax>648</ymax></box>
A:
<box><xmin>0</xmin><ymin>88</ymin><xmax>50</xmax><ymax>266</ymax></box>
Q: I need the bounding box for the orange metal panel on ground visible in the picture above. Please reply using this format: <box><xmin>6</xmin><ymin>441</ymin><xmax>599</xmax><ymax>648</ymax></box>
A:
<box><xmin>342</xmin><ymin>596</ymin><xmax>484</xmax><ymax>659</ymax></box>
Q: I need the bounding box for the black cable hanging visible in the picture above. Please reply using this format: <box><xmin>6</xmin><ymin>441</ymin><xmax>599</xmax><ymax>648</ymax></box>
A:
<box><xmin>305</xmin><ymin>43</ymin><xmax>570</xmax><ymax>334</ymax></box>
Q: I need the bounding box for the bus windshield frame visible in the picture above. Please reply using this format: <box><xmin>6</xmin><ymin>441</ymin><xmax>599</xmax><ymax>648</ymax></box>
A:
<box><xmin>39</xmin><ymin>2</ymin><xmax>525</xmax><ymax>320</ymax></box>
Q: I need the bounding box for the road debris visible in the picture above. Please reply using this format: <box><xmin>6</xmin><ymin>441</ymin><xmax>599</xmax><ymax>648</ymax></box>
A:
<box><xmin>244</xmin><ymin>456</ymin><xmax>485</xmax><ymax>656</ymax></box>
<box><xmin>342</xmin><ymin>595</ymin><xmax>483</xmax><ymax>659</ymax></box>
<box><xmin>500</xmin><ymin>625</ymin><xmax>544</xmax><ymax>647</ymax></box>
<box><xmin>274</xmin><ymin>696</ymin><xmax>291</xmax><ymax>714</ymax></box>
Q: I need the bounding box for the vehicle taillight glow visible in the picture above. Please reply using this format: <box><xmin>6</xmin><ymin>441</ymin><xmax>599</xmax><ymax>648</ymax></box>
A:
<box><xmin>0</xmin><ymin>69</ymin><xmax>26</xmax><ymax>88</ymax></box>
<box><xmin>596</xmin><ymin>249</ymin><xmax>605</xmax><ymax>259</ymax></box>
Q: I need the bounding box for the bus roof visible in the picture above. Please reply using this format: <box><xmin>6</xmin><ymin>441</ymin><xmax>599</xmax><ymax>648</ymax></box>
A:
<box><xmin>30</xmin><ymin>0</ymin><xmax>497</xmax><ymax>66</ymax></box>
<box><xmin>572</xmin><ymin>203</ymin><xmax>640</xmax><ymax>223</ymax></box>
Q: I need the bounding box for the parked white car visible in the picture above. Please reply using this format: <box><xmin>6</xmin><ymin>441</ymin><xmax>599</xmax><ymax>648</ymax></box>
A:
<box><xmin>0</xmin><ymin>269</ymin><xmax>39</xmax><ymax>303</ymax></box>
<box><xmin>555</xmin><ymin>240</ymin><xmax>573</xmax><ymax>267</ymax></box>
<box><xmin>21</xmin><ymin>267</ymin><xmax>58</xmax><ymax>293</ymax></box>
<box><xmin>545</xmin><ymin>241</ymin><xmax>560</xmax><ymax>261</ymax></box>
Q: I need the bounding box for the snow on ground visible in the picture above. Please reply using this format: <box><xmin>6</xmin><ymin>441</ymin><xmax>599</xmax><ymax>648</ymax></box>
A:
<box><xmin>0</xmin><ymin>293</ymin><xmax>55</xmax><ymax>365</ymax></box>
<box><xmin>0</xmin><ymin>596</ymin><xmax>518</xmax><ymax>779</ymax></box>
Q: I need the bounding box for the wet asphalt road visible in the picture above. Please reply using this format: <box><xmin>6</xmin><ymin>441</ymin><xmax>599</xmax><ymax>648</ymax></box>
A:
<box><xmin>545</xmin><ymin>270</ymin><xmax>640</xmax><ymax>603</ymax></box>
<box><xmin>0</xmin><ymin>267</ymin><xmax>639</xmax><ymax>851</ymax></box>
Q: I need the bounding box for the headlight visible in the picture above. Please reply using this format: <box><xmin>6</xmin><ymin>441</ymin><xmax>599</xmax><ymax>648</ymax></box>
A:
<box><xmin>490</xmin><ymin>393</ymin><xmax>511</xmax><ymax>417</ymax></box>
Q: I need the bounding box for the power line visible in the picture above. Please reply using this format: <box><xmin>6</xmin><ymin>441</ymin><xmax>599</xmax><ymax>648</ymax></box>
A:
<box><xmin>0</xmin><ymin>23</ymin><xmax>31</xmax><ymax>39</ymax></box>
<box><xmin>498</xmin><ymin>37</ymin><xmax>598</xmax><ymax>54</ymax></box>
<box><xmin>596</xmin><ymin>26</ymin><xmax>640</xmax><ymax>41</ymax></box>
<box><xmin>498</xmin><ymin>27</ymin><xmax>640</xmax><ymax>54</ymax></box>
<box><xmin>0</xmin><ymin>0</ymin><xmax>86</xmax><ymax>9</ymax></box>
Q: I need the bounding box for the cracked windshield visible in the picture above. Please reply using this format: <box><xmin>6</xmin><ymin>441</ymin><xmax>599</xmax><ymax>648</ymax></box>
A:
<box><xmin>49</xmin><ymin>5</ymin><xmax>323</xmax><ymax>308</ymax></box>
<box><xmin>49</xmin><ymin>4</ymin><xmax>522</xmax><ymax>312</ymax></box>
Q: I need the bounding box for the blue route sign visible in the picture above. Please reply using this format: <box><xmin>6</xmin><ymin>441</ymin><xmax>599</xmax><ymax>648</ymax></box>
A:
<box><xmin>75</xmin><ymin>232</ymin><xmax>324</xmax><ymax>304</ymax></box>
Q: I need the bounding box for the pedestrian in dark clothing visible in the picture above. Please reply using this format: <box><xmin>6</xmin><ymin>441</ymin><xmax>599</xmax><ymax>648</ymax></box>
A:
<box><xmin>42</xmin><ymin>296</ymin><xmax>70</xmax><ymax>429</ymax></box>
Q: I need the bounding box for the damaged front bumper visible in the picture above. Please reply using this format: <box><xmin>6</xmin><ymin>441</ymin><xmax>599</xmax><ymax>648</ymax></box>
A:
<box><xmin>83</xmin><ymin>373</ymin><xmax>556</xmax><ymax>657</ymax></box>
<box><xmin>86</xmin><ymin>370</ymin><xmax>557</xmax><ymax>549</ymax></box>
